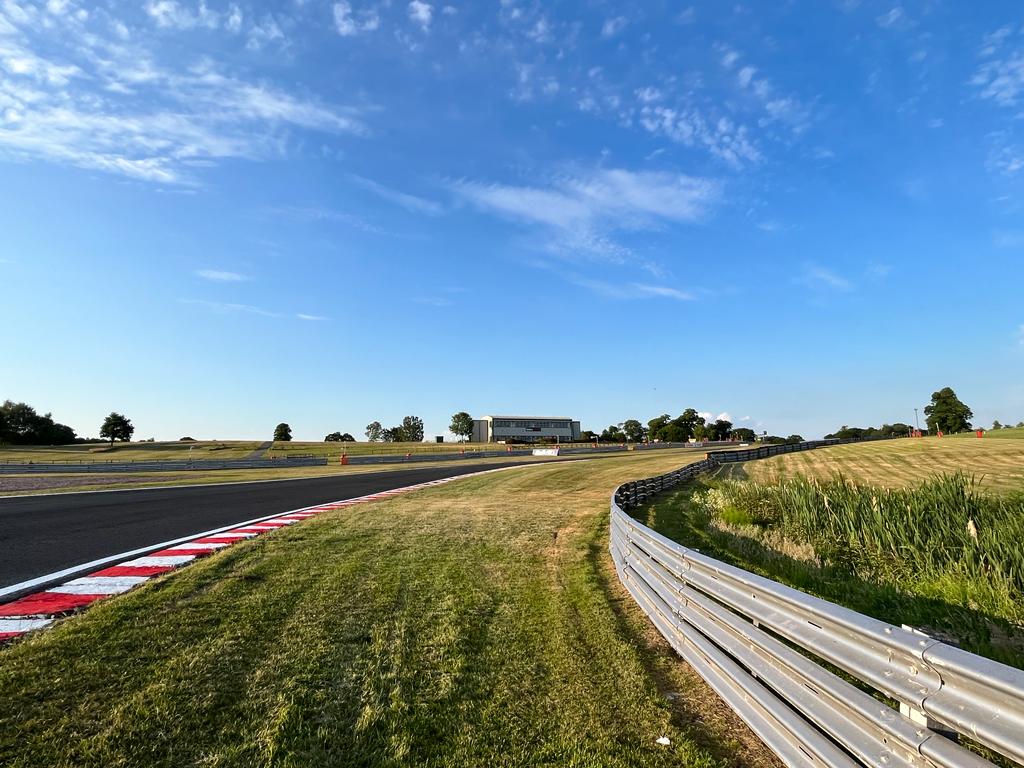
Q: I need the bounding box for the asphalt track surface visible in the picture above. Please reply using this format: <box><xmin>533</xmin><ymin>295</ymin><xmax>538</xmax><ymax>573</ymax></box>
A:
<box><xmin>0</xmin><ymin>462</ymin><xmax>531</xmax><ymax>592</ymax></box>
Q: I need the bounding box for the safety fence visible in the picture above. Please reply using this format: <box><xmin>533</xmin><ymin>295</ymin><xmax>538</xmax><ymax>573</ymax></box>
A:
<box><xmin>611</xmin><ymin>439</ymin><xmax>1024</xmax><ymax>768</ymax></box>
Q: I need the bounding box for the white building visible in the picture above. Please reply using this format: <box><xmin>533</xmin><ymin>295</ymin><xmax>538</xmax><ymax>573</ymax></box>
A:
<box><xmin>472</xmin><ymin>415</ymin><xmax>582</xmax><ymax>444</ymax></box>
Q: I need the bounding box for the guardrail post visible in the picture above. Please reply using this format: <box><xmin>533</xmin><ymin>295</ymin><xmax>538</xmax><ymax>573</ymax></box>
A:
<box><xmin>899</xmin><ymin>625</ymin><xmax>960</xmax><ymax>742</ymax></box>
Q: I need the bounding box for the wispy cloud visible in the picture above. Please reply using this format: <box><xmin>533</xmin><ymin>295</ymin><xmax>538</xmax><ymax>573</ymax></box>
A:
<box><xmin>196</xmin><ymin>269</ymin><xmax>250</xmax><ymax>282</ymax></box>
<box><xmin>180</xmin><ymin>299</ymin><xmax>327</xmax><ymax>321</ymax></box>
<box><xmin>0</xmin><ymin>9</ymin><xmax>364</xmax><ymax>184</ymax></box>
<box><xmin>800</xmin><ymin>263</ymin><xmax>853</xmax><ymax>291</ymax></box>
<box><xmin>601</xmin><ymin>16</ymin><xmax>627</xmax><ymax>38</ymax></box>
<box><xmin>452</xmin><ymin>167</ymin><xmax>719</xmax><ymax>259</ymax></box>
<box><xmin>566</xmin><ymin>275</ymin><xmax>696</xmax><ymax>302</ymax></box>
<box><xmin>972</xmin><ymin>33</ymin><xmax>1024</xmax><ymax>107</ymax></box>
<box><xmin>349</xmin><ymin>174</ymin><xmax>443</xmax><ymax>215</ymax></box>
<box><xmin>333</xmin><ymin>1</ymin><xmax>380</xmax><ymax>36</ymax></box>
<box><xmin>179</xmin><ymin>298</ymin><xmax>278</xmax><ymax>317</ymax></box>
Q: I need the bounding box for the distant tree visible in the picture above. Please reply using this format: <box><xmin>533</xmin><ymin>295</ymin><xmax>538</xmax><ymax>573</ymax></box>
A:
<box><xmin>601</xmin><ymin>424</ymin><xmax>625</xmax><ymax>442</ymax></box>
<box><xmin>647</xmin><ymin>414</ymin><xmax>671</xmax><ymax>442</ymax></box>
<box><xmin>924</xmin><ymin>387</ymin><xmax>973</xmax><ymax>434</ymax></box>
<box><xmin>99</xmin><ymin>412</ymin><xmax>134</xmax><ymax>446</ymax></box>
<box><xmin>992</xmin><ymin>420</ymin><xmax>1003</xmax><ymax>430</ymax></box>
<box><xmin>381</xmin><ymin>426</ymin><xmax>403</xmax><ymax>442</ymax></box>
<box><xmin>325</xmin><ymin>432</ymin><xmax>344</xmax><ymax>442</ymax></box>
<box><xmin>621</xmin><ymin>419</ymin><xmax>646</xmax><ymax>442</ymax></box>
<box><xmin>401</xmin><ymin>415</ymin><xmax>424</xmax><ymax>442</ymax></box>
<box><xmin>670</xmin><ymin>408</ymin><xmax>704</xmax><ymax>442</ymax></box>
<box><xmin>732</xmin><ymin>427</ymin><xmax>756</xmax><ymax>442</ymax></box>
<box><xmin>365</xmin><ymin>421</ymin><xmax>383</xmax><ymax>442</ymax></box>
<box><xmin>762</xmin><ymin>435</ymin><xmax>786</xmax><ymax>445</ymax></box>
<box><xmin>580</xmin><ymin>429</ymin><xmax>599</xmax><ymax>442</ymax></box>
<box><xmin>341</xmin><ymin>433</ymin><xmax>355</xmax><ymax>441</ymax></box>
<box><xmin>785</xmin><ymin>434</ymin><xmax>804</xmax><ymax>445</ymax></box>
<box><xmin>710</xmin><ymin>419</ymin><xmax>733</xmax><ymax>441</ymax></box>
<box><xmin>0</xmin><ymin>408</ymin><xmax>7</xmax><ymax>445</ymax></box>
<box><xmin>179</xmin><ymin>436</ymin><xmax>196</xmax><ymax>442</ymax></box>
<box><xmin>693</xmin><ymin>423</ymin><xmax>709</xmax><ymax>441</ymax></box>
<box><xmin>273</xmin><ymin>423</ymin><xmax>292</xmax><ymax>442</ymax></box>
<box><xmin>450</xmin><ymin>412</ymin><xmax>474</xmax><ymax>442</ymax></box>
<box><xmin>1017</xmin><ymin>421</ymin><xmax>1024</xmax><ymax>429</ymax></box>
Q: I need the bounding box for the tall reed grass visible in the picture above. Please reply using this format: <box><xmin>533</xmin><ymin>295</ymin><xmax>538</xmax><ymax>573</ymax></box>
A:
<box><xmin>693</xmin><ymin>472</ymin><xmax>1024</xmax><ymax>623</ymax></box>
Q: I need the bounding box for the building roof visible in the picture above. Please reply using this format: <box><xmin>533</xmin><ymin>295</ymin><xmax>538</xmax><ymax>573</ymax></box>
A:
<box><xmin>479</xmin><ymin>415</ymin><xmax>575</xmax><ymax>421</ymax></box>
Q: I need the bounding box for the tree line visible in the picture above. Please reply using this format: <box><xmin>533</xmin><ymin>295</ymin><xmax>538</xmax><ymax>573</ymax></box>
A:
<box><xmin>0</xmin><ymin>400</ymin><xmax>134</xmax><ymax>446</ymax></box>
<box><xmin>579</xmin><ymin>409</ymin><xmax>760</xmax><ymax>445</ymax></box>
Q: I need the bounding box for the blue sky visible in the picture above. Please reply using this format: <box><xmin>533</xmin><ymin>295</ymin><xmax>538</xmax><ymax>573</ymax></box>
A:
<box><xmin>2</xmin><ymin>0</ymin><xmax>1023</xmax><ymax>441</ymax></box>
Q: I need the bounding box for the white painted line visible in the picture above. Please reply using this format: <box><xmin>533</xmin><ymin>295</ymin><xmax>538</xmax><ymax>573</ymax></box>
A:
<box><xmin>167</xmin><ymin>542</ymin><xmax>229</xmax><ymax>551</ymax></box>
<box><xmin>123</xmin><ymin>555</ymin><xmax>196</xmax><ymax>567</ymax></box>
<box><xmin>205</xmin><ymin>532</ymin><xmax>256</xmax><ymax>538</ymax></box>
<box><xmin>49</xmin><ymin>576</ymin><xmax>150</xmax><ymax>595</ymax></box>
<box><xmin>0</xmin><ymin>617</ymin><xmax>54</xmax><ymax>632</ymax></box>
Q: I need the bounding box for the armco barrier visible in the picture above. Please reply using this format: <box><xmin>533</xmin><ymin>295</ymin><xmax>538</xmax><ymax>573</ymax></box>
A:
<box><xmin>611</xmin><ymin>440</ymin><xmax>1024</xmax><ymax>768</ymax></box>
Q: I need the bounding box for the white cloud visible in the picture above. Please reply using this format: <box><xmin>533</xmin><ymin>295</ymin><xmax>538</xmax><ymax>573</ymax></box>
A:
<box><xmin>565</xmin><ymin>275</ymin><xmax>695</xmax><ymax>302</ymax></box>
<box><xmin>349</xmin><ymin>174</ymin><xmax>443</xmax><ymax>214</ymax></box>
<box><xmin>179</xmin><ymin>299</ymin><xmax>278</xmax><ymax>317</ymax></box>
<box><xmin>0</xmin><ymin>23</ymin><xmax>366</xmax><ymax>185</ymax></box>
<box><xmin>973</xmin><ymin>49</ymin><xmax>1024</xmax><ymax>107</ymax></box>
<box><xmin>333</xmin><ymin>1</ymin><xmax>379</xmax><ymax>36</ymax></box>
<box><xmin>453</xmin><ymin>167</ymin><xmax>719</xmax><ymax>259</ymax></box>
<box><xmin>720</xmin><ymin>49</ymin><xmax>739</xmax><ymax>69</ymax></box>
<box><xmin>408</xmin><ymin>0</ymin><xmax>432</xmax><ymax>31</ymax></box>
<box><xmin>246</xmin><ymin>16</ymin><xmax>284</xmax><ymax>50</ymax></box>
<box><xmin>296</xmin><ymin>313</ymin><xmax>328</xmax><ymax>321</ymax></box>
<box><xmin>601</xmin><ymin>16</ymin><xmax>627</xmax><ymax>38</ymax></box>
<box><xmin>1018</xmin><ymin>325</ymin><xmax>1024</xmax><ymax>346</ymax></box>
<box><xmin>226</xmin><ymin>4</ymin><xmax>242</xmax><ymax>33</ymax></box>
<box><xmin>737</xmin><ymin>66</ymin><xmax>756</xmax><ymax>89</ymax></box>
<box><xmin>637</xmin><ymin>105</ymin><xmax>761</xmax><ymax>168</ymax></box>
<box><xmin>875</xmin><ymin>7</ymin><xmax>905</xmax><ymax>29</ymax></box>
<box><xmin>800</xmin><ymin>263</ymin><xmax>852</xmax><ymax>291</ymax></box>
<box><xmin>145</xmin><ymin>1</ymin><xmax>219</xmax><ymax>31</ymax></box>
<box><xmin>196</xmin><ymin>269</ymin><xmax>250</xmax><ymax>282</ymax></box>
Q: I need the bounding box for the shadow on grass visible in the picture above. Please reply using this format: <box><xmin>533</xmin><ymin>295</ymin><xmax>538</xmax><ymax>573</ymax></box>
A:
<box><xmin>587</xmin><ymin>516</ymin><xmax>776</xmax><ymax>768</ymax></box>
<box><xmin>633</xmin><ymin>482</ymin><xmax>1024</xmax><ymax>670</ymax></box>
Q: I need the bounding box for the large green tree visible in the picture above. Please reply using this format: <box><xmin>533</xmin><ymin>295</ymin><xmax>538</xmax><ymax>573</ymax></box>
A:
<box><xmin>710</xmin><ymin>419</ymin><xmax>733</xmax><ymax>441</ymax></box>
<box><xmin>449</xmin><ymin>412</ymin><xmax>474</xmax><ymax>442</ymax></box>
<box><xmin>99</xmin><ymin>412</ymin><xmax>134</xmax><ymax>445</ymax></box>
<box><xmin>923</xmin><ymin>387</ymin><xmax>973</xmax><ymax>434</ymax></box>
<box><xmin>402</xmin><ymin>415</ymin><xmax>425</xmax><ymax>442</ymax></box>
<box><xmin>647</xmin><ymin>414</ymin><xmax>671</xmax><ymax>441</ymax></box>
<box><xmin>365</xmin><ymin>421</ymin><xmax>383</xmax><ymax>442</ymax></box>
<box><xmin>621</xmin><ymin>419</ymin><xmax>646</xmax><ymax>442</ymax></box>
<box><xmin>273</xmin><ymin>423</ymin><xmax>293</xmax><ymax>442</ymax></box>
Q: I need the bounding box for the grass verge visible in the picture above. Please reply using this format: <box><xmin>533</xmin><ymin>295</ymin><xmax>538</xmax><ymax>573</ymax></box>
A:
<box><xmin>0</xmin><ymin>453</ymin><xmax>776</xmax><ymax>768</ymax></box>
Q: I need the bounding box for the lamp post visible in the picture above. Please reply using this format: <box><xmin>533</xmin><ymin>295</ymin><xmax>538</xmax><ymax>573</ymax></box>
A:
<box><xmin>914</xmin><ymin>408</ymin><xmax>920</xmax><ymax>434</ymax></box>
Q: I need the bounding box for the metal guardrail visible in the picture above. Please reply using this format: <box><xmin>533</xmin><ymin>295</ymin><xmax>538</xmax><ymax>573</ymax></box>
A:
<box><xmin>611</xmin><ymin>440</ymin><xmax>1024</xmax><ymax>768</ymax></box>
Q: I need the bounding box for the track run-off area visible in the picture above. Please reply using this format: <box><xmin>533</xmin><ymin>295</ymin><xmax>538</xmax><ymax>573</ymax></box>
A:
<box><xmin>0</xmin><ymin>460</ymin><xmax>561</xmax><ymax>593</ymax></box>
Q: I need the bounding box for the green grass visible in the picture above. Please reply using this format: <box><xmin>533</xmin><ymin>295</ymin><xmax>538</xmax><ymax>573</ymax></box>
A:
<box><xmin>0</xmin><ymin>453</ymin><xmax>773</xmax><ymax>768</ymax></box>
<box><xmin>0</xmin><ymin>440</ymin><xmax>262</xmax><ymax>463</ymax></box>
<box><xmin>744</xmin><ymin>436</ymin><xmax>1024</xmax><ymax>494</ymax></box>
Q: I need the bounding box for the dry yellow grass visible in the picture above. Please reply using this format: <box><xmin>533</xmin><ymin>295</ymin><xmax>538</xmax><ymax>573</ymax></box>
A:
<box><xmin>745</xmin><ymin>437</ymin><xmax>1024</xmax><ymax>494</ymax></box>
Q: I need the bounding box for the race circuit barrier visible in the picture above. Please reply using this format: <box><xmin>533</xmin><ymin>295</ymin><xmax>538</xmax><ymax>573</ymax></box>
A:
<box><xmin>611</xmin><ymin>440</ymin><xmax>1024</xmax><ymax>768</ymax></box>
